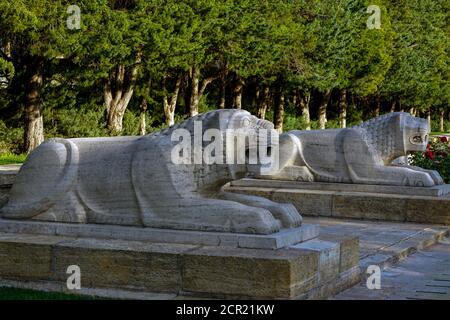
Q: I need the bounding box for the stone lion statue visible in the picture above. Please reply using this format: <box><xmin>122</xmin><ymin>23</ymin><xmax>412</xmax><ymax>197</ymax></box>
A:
<box><xmin>262</xmin><ymin>112</ymin><xmax>444</xmax><ymax>187</ymax></box>
<box><xmin>1</xmin><ymin>110</ymin><xmax>301</xmax><ymax>234</ymax></box>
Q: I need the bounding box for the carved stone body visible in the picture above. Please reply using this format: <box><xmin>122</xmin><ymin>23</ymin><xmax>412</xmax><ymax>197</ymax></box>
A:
<box><xmin>264</xmin><ymin>112</ymin><xmax>444</xmax><ymax>187</ymax></box>
<box><xmin>1</xmin><ymin>110</ymin><xmax>301</xmax><ymax>234</ymax></box>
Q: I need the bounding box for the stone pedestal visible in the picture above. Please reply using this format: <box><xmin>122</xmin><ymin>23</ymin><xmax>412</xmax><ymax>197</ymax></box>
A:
<box><xmin>0</xmin><ymin>165</ymin><xmax>19</xmax><ymax>207</ymax></box>
<box><xmin>0</xmin><ymin>220</ymin><xmax>360</xmax><ymax>299</ymax></box>
<box><xmin>0</xmin><ymin>218</ymin><xmax>318</xmax><ymax>250</ymax></box>
<box><xmin>0</xmin><ymin>166</ymin><xmax>360</xmax><ymax>299</ymax></box>
<box><xmin>226</xmin><ymin>179</ymin><xmax>450</xmax><ymax>225</ymax></box>
<box><xmin>0</xmin><ymin>164</ymin><xmax>20</xmax><ymax>186</ymax></box>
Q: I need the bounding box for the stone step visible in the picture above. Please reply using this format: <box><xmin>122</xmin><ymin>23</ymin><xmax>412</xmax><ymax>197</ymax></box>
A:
<box><xmin>332</xmin><ymin>240</ymin><xmax>450</xmax><ymax>300</ymax></box>
<box><xmin>0</xmin><ymin>218</ymin><xmax>318</xmax><ymax>250</ymax></box>
<box><xmin>0</xmin><ymin>164</ymin><xmax>21</xmax><ymax>187</ymax></box>
<box><xmin>358</xmin><ymin>230</ymin><xmax>448</xmax><ymax>275</ymax></box>
<box><xmin>304</xmin><ymin>217</ymin><xmax>449</xmax><ymax>279</ymax></box>
<box><xmin>231</xmin><ymin>178</ymin><xmax>450</xmax><ymax>197</ymax></box>
<box><xmin>226</xmin><ymin>181</ymin><xmax>450</xmax><ymax>225</ymax></box>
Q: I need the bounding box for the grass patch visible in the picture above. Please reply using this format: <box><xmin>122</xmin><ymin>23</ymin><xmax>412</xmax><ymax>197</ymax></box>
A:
<box><xmin>0</xmin><ymin>153</ymin><xmax>27</xmax><ymax>165</ymax></box>
<box><xmin>0</xmin><ymin>287</ymin><xmax>97</xmax><ymax>300</ymax></box>
<box><xmin>431</xmin><ymin>132</ymin><xmax>449</xmax><ymax>135</ymax></box>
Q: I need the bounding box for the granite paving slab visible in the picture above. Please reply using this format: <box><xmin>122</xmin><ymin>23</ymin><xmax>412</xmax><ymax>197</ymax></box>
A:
<box><xmin>303</xmin><ymin>217</ymin><xmax>449</xmax><ymax>271</ymax></box>
<box><xmin>332</xmin><ymin>238</ymin><xmax>450</xmax><ymax>300</ymax></box>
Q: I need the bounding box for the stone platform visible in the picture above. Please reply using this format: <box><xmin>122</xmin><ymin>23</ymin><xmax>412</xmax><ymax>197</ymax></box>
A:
<box><xmin>0</xmin><ymin>217</ymin><xmax>447</xmax><ymax>300</ymax></box>
<box><xmin>0</xmin><ymin>226</ymin><xmax>360</xmax><ymax>300</ymax></box>
<box><xmin>226</xmin><ymin>179</ymin><xmax>450</xmax><ymax>225</ymax></box>
<box><xmin>0</xmin><ymin>164</ymin><xmax>20</xmax><ymax>187</ymax></box>
<box><xmin>0</xmin><ymin>165</ymin><xmax>19</xmax><ymax>207</ymax></box>
<box><xmin>0</xmin><ymin>218</ymin><xmax>318</xmax><ymax>250</ymax></box>
<box><xmin>233</xmin><ymin>179</ymin><xmax>450</xmax><ymax>197</ymax></box>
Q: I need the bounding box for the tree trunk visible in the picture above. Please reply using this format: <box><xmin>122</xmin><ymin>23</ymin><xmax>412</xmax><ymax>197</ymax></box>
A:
<box><xmin>4</xmin><ymin>41</ymin><xmax>11</xmax><ymax>58</ymax></box>
<box><xmin>390</xmin><ymin>100</ymin><xmax>396</xmax><ymax>113</ymax></box>
<box><xmin>139</xmin><ymin>98</ymin><xmax>148</xmax><ymax>136</ymax></box>
<box><xmin>189</xmin><ymin>66</ymin><xmax>200</xmax><ymax>117</ymax></box>
<box><xmin>439</xmin><ymin>109</ymin><xmax>444</xmax><ymax>132</ymax></box>
<box><xmin>427</xmin><ymin>108</ymin><xmax>431</xmax><ymax>130</ymax></box>
<box><xmin>273</xmin><ymin>91</ymin><xmax>285</xmax><ymax>133</ymax></box>
<box><xmin>104</xmin><ymin>52</ymin><xmax>142</xmax><ymax>133</ymax></box>
<box><xmin>219</xmin><ymin>66</ymin><xmax>227</xmax><ymax>109</ymax></box>
<box><xmin>292</xmin><ymin>91</ymin><xmax>297</xmax><ymax>113</ymax></box>
<box><xmin>257</xmin><ymin>85</ymin><xmax>270</xmax><ymax>120</ymax></box>
<box><xmin>24</xmin><ymin>57</ymin><xmax>45</xmax><ymax>154</ymax></box>
<box><xmin>297</xmin><ymin>90</ymin><xmax>311</xmax><ymax>130</ymax></box>
<box><xmin>232</xmin><ymin>76</ymin><xmax>244</xmax><ymax>109</ymax></box>
<box><xmin>318</xmin><ymin>90</ymin><xmax>331</xmax><ymax>130</ymax></box>
<box><xmin>189</xmin><ymin>66</ymin><xmax>217</xmax><ymax>116</ymax></box>
<box><xmin>183</xmin><ymin>73</ymin><xmax>192</xmax><ymax>115</ymax></box>
<box><xmin>339</xmin><ymin>90</ymin><xmax>347</xmax><ymax>128</ymax></box>
<box><xmin>219</xmin><ymin>77</ymin><xmax>226</xmax><ymax>109</ymax></box>
<box><xmin>162</xmin><ymin>76</ymin><xmax>182</xmax><ymax>126</ymax></box>
<box><xmin>374</xmin><ymin>95</ymin><xmax>381</xmax><ymax>117</ymax></box>
<box><xmin>409</xmin><ymin>107</ymin><xmax>416</xmax><ymax>117</ymax></box>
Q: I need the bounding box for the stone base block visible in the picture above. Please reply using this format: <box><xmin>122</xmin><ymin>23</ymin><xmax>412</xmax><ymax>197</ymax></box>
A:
<box><xmin>0</xmin><ymin>165</ymin><xmax>20</xmax><ymax>187</ymax></box>
<box><xmin>0</xmin><ymin>232</ymin><xmax>360</xmax><ymax>299</ymax></box>
<box><xmin>232</xmin><ymin>179</ymin><xmax>450</xmax><ymax>197</ymax></box>
<box><xmin>0</xmin><ymin>218</ymin><xmax>318</xmax><ymax>250</ymax></box>
<box><xmin>226</xmin><ymin>180</ymin><xmax>450</xmax><ymax>225</ymax></box>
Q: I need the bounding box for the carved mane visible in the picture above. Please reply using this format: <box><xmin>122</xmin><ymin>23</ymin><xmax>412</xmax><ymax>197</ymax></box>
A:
<box><xmin>149</xmin><ymin>109</ymin><xmax>274</xmax><ymax>140</ymax></box>
<box><xmin>354</xmin><ymin>112</ymin><xmax>406</xmax><ymax>163</ymax></box>
<box><xmin>150</xmin><ymin>109</ymin><xmax>240</xmax><ymax>138</ymax></box>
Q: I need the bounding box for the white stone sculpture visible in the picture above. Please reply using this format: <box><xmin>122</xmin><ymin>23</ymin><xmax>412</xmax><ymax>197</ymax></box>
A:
<box><xmin>0</xmin><ymin>110</ymin><xmax>302</xmax><ymax>234</ymax></box>
<box><xmin>262</xmin><ymin>112</ymin><xmax>444</xmax><ymax>187</ymax></box>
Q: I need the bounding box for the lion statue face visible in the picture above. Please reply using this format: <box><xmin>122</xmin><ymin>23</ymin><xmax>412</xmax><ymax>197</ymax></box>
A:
<box><xmin>223</xmin><ymin>110</ymin><xmax>279</xmax><ymax>178</ymax></box>
<box><xmin>355</xmin><ymin>112</ymin><xmax>431</xmax><ymax>162</ymax></box>
<box><xmin>401</xmin><ymin>114</ymin><xmax>429</xmax><ymax>153</ymax></box>
<box><xmin>166</xmin><ymin>109</ymin><xmax>279</xmax><ymax>181</ymax></box>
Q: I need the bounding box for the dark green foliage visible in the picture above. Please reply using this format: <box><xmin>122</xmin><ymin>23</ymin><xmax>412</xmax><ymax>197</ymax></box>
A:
<box><xmin>0</xmin><ymin>120</ymin><xmax>23</xmax><ymax>154</ymax></box>
<box><xmin>0</xmin><ymin>0</ymin><xmax>448</xmax><ymax>155</ymax></box>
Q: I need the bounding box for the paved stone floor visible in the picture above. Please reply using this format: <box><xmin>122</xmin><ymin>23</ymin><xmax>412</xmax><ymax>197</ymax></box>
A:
<box><xmin>304</xmin><ymin>217</ymin><xmax>450</xmax><ymax>299</ymax></box>
<box><xmin>332</xmin><ymin>238</ymin><xmax>450</xmax><ymax>300</ymax></box>
<box><xmin>304</xmin><ymin>217</ymin><xmax>449</xmax><ymax>269</ymax></box>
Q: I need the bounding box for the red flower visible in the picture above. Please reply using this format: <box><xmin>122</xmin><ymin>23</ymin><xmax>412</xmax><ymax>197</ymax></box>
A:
<box><xmin>426</xmin><ymin>143</ymin><xmax>431</xmax><ymax>150</ymax></box>
<box><xmin>440</xmin><ymin>136</ymin><xmax>448</xmax><ymax>143</ymax></box>
<box><xmin>425</xmin><ymin>150</ymin><xmax>435</xmax><ymax>160</ymax></box>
